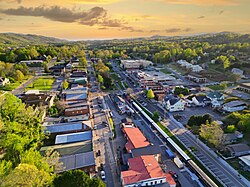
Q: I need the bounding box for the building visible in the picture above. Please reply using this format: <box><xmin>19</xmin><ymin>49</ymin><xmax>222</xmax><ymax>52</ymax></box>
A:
<box><xmin>20</xmin><ymin>60</ymin><xmax>44</xmax><ymax>67</ymax></box>
<box><xmin>131</xmin><ymin>145</ymin><xmax>161</xmax><ymax>162</ymax></box>
<box><xmin>55</xmin><ymin>131</ymin><xmax>92</xmax><ymax>144</ymax></box>
<box><xmin>225</xmin><ymin>143</ymin><xmax>250</xmax><ymax>157</ymax></box>
<box><xmin>0</xmin><ymin>77</ymin><xmax>10</xmax><ymax>86</ymax></box>
<box><xmin>120</xmin><ymin>60</ymin><xmax>153</xmax><ymax>70</ymax></box>
<box><xmin>49</xmin><ymin>64</ymin><xmax>66</xmax><ymax>76</ymax></box>
<box><xmin>122</xmin><ymin>127</ymin><xmax>150</xmax><ymax>152</ymax></box>
<box><xmin>121</xmin><ymin>155</ymin><xmax>172</xmax><ymax>187</ymax></box>
<box><xmin>186</xmin><ymin>74</ymin><xmax>206</xmax><ymax>83</ymax></box>
<box><xmin>20</xmin><ymin>91</ymin><xmax>55</xmax><ymax>108</ymax></box>
<box><xmin>165</xmin><ymin>97</ymin><xmax>185</xmax><ymax>112</ymax></box>
<box><xmin>237</xmin><ymin>83</ymin><xmax>250</xmax><ymax>93</ymax></box>
<box><xmin>62</xmin><ymin>87</ymin><xmax>88</xmax><ymax>102</ymax></box>
<box><xmin>231</xmin><ymin>68</ymin><xmax>244</xmax><ymax>77</ymax></box>
<box><xmin>223</xmin><ymin>134</ymin><xmax>238</xmax><ymax>145</ymax></box>
<box><xmin>40</xmin><ymin>140</ymin><xmax>92</xmax><ymax>157</ymax></box>
<box><xmin>191</xmin><ymin>65</ymin><xmax>203</xmax><ymax>72</ymax></box>
<box><xmin>239</xmin><ymin>155</ymin><xmax>250</xmax><ymax>172</ymax></box>
<box><xmin>64</xmin><ymin>105</ymin><xmax>89</xmax><ymax>116</ymax></box>
<box><xmin>58</xmin><ymin>151</ymin><xmax>95</xmax><ymax>173</ymax></box>
<box><xmin>44</xmin><ymin>121</ymin><xmax>91</xmax><ymax>135</ymax></box>
<box><xmin>191</xmin><ymin>95</ymin><xmax>211</xmax><ymax>107</ymax></box>
<box><xmin>222</xmin><ymin>101</ymin><xmax>247</xmax><ymax>112</ymax></box>
<box><xmin>207</xmin><ymin>91</ymin><xmax>224</xmax><ymax>108</ymax></box>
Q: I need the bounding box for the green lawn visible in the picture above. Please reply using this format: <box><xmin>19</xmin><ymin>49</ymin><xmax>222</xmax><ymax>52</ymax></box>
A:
<box><xmin>166</xmin><ymin>63</ymin><xmax>186</xmax><ymax>75</ymax></box>
<box><xmin>26</xmin><ymin>78</ymin><xmax>55</xmax><ymax>91</ymax></box>
<box><xmin>0</xmin><ymin>76</ymin><xmax>32</xmax><ymax>91</ymax></box>
<box><xmin>207</xmin><ymin>83</ymin><xmax>233</xmax><ymax>91</ymax></box>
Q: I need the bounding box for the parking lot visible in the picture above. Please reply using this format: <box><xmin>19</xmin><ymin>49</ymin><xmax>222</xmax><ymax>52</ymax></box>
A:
<box><xmin>171</xmin><ymin>105</ymin><xmax>225</xmax><ymax>125</ymax></box>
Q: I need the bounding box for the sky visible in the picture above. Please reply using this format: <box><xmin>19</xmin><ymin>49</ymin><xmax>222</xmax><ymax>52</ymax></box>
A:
<box><xmin>0</xmin><ymin>0</ymin><xmax>249</xmax><ymax>40</ymax></box>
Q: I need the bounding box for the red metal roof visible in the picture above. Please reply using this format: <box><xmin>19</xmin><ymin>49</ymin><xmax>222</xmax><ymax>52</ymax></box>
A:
<box><xmin>121</xmin><ymin>155</ymin><xmax>165</xmax><ymax>185</ymax></box>
<box><xmin>123</xmin><ymin>127</ymin><xmax>150</xmax><ymax>151</ymax></box>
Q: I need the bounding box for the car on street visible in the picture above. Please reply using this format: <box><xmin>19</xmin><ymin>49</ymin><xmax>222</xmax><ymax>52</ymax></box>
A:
<box><xmin>101</xmin><ymin>170</ymin><xmax>106</xmax><ymax>180</ymax></box>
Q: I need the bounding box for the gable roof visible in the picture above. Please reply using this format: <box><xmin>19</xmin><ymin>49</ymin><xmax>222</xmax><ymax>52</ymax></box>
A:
<box><xmin>121</xmin><ymin>155</ymin><xmax>165</xmax><ymax>185</ymax></box>
<box><xmin>195</xmin><ymin>95</ymin><xmax>211</xmax><ymax>102</ymax></box>
<box><xmin>123</xmin><ymin>127</ymin><xmax>150</xmax><ymax>151</ymax></box>
<box><xmin>223</xmin><ymin>101</ymin><xmax>247</xmax><ymax>108</ymax></box>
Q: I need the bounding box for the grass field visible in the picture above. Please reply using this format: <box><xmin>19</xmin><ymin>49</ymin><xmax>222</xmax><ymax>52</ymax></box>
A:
<box><xmin>0</xmin><ymin>76</ymin><xmax>32</xmax><ymax>91</ymax></box>
<box><xmin>26</xmin><ymin>78</ymin><xmax>55</xmax><ymax>91</ymax></box>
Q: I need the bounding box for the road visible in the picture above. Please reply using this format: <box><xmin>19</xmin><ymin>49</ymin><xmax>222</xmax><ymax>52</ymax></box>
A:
<box><xmin>88</xmin><ymin>59</ymin><xmax>120</xmax><ymax>187</ymax></box>
<box><xmin>11</xmin><ymin>76</ymin><xmax>37</xmax><ymax>95</ymax></box>
<box><xmin>111</xmin><ymin>61</ymin><xmax>249</xmax><ymax>187</ymax></box>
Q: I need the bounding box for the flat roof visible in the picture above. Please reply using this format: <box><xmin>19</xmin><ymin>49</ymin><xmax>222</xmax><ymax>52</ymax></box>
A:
<box><xmin>65</xmin><ymin>106</ymin><xmax>88</xmax><ymax>112</ymax></box>
<box><xmin>59</xmin><ymin>151</ymin><xmax>95</xmax><ymax>172</ymax></box>
<box><xmin>65</xmin><ymin>93</ymin><xmax>87</xmax><ymax>101</ymax></box>
<box><xmin>239</xmin><ymin>155</ymin><xmax>250</xmax><ymax>166</ymax></box>
<box><xmin>55</xmin><ymin>131</ymin><xmax>92</xmax><ymax>144</ymax></box>
<box><xmin>121</xmin><ymin>155</ymin><xmax>165</xmax><ymax>185</ymax></box>
<box><xmin>44</xmin><ymin>122</ymin><xmax>83</xmax><ymax>133</ymax></box>
<box><xmin>123</xmin><ymin>127</ymin><xmax>150</xmax><ymax>151</ymax></box>
<box><xmin>40</xmin><ymin>140</ymin><xmax>92</xmax><ymax>156</ymax></box>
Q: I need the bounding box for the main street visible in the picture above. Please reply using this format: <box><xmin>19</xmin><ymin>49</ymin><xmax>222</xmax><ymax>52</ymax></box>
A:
<box><xmin>111</xmin><ymin>61</ymin><xmax>249</xmax><ymax>187</ymax></box>
<box><xmin>88</xmin><ymin>59</ymin><xmax>120</xmax><ymax>187</ymax></box>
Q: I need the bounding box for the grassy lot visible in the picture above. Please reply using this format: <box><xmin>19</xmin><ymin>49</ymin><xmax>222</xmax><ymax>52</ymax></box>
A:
<box><xmin>207</xmin><ymin>83</ymin><xmax>233</xmax><ymax>90</ymax></box>
<box><xmin>26</xmin><ymin>78</ymin><xmax>55</xmax><ymax>91</ymax></box>
<box><xmin>160</xmin><ymin>68</ymin><xmax>171</xmax><ymax>74</ymax></box>
<box><xmin>111</xmin><ymin>73</ymin><xmax>124</xmax><ymax>90</ymax></box>
<box><xmin>0</xmin><ymin>76</ymin><xmax>32</xmax><ymax>91</ymax></box>
<box><xmin>166</xmin><ymin>63</ymin><xmax>186</xmax><ymax>75</ymax></box>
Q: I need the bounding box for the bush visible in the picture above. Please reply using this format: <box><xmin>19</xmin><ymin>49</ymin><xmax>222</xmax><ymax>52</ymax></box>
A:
<box><xmin>100</xmin><ymin>85</ymin><xmax>106</xmax><ymax>90</ymax></box>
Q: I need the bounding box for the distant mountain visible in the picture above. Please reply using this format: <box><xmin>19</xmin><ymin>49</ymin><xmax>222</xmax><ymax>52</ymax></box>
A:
<box><xmin>0</xmin><ymin>33</ymin><xmax>69</xmax><ymax>45</ymax></box>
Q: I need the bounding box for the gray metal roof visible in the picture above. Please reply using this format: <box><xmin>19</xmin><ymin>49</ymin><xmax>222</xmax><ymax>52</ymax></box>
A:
<box><xmin>59</xmin><ymin>151</ymin><xmax>95</xmax><ymax>172</ymax></box>
<box><xmin>44</xmin><ymin>123</ymin><xmax>83</xmax><ymax>134</ymax></box>
<box><xmin>65</xmin><ymin>93</ymin><xmax>87</xmax><ymax>101</ymax></box>
<box><xmin>55</xmin><ymin>131</ymin><xmax>92</xmax><ymax>144</ymax></box>
<box><xmin>40</xmin><ymin>140</ymin><xmax>93</xmax><ymax>156</ymax></box>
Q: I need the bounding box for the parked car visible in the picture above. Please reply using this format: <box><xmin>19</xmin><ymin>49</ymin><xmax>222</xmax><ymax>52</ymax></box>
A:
<box><xmin>101</xmin><ymin>171</ymin><xmax>106</xmax><ymax>180</ymax></box>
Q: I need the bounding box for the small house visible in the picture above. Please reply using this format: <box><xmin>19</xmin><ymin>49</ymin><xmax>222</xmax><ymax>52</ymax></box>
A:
<box><xmin>222</xmin><ymin>101</ymin><xmax>247</xmax><ymax>112</ymax></box>
<box><xmin>225</xmin><ymin>143</ymin><xmax>250</xmax><ymax>157</ymax></box>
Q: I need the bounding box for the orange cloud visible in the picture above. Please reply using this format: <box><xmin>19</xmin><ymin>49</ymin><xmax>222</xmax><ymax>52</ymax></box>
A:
<box><xmin>156</xmin><ymin>0</ymin><xmax>240</xmax><ymax>6</ymax></box>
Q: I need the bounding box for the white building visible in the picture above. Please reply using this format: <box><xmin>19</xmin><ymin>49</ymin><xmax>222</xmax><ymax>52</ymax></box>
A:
<box><xmin>232</xmin><ymin>68</ymin><xmax>244</xmax><ymax>77</ymax></box>
<box><xmin>223</xmin><ymin>101</ymin><xmax>247</xmax><ymax>112</ymax></box>
<box><xmin>191</xmin><ymin>65</ymin><xmax>203</xmax><ymax>72</ymax></box>
<box><xmin>120</xmin><ymin>60</ymin><xmax>153</xmax><ymax>70</ymax></box>
<box><xmin>0</xmin><ymin>77</ymin><xmax>10</xmax><ymax>86</ymax></box>
<box><xmin>165</xmin><ymin>98</ymin><xmax>185</xmax><ymax>112</ymax></box>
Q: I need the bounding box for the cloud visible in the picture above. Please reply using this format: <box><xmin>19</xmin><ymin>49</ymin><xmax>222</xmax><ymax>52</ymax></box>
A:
<box><xmin>0</xmin><ymin>6</ymin><xmax>107</xmax><ymax>23</ymax></box>
<box><xmin>156</xmin><ymin>0</ymin><xmax>239</xmax><ymax>6</ymax></box>
<box><xmin>198</xmin><ymin>16</ymin><xmax>205</xmax><ymax>19</ymax></box>
<box><xmin>0</xmin><ymin>0</ymin><xmax>22</xmax><ymax>3</ymax></box>
<box><xmin>0</xmin><ymin>5</ymin><xmax>143</xmax><ymax>32</ymax></box>
<box><xmin>149</xmin><ymin>27</ymin><xmax>192</xmax><ymax>33</ymax></box>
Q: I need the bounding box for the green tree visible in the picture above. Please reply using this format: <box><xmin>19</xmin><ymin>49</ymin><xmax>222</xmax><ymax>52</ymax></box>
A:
<box><xmin>225</xmin><ymin>125</ymin><xmax>236</xmax><ymax>133</ymax></box>
<box><xmin>53</xmin><ymin>170</ymin><xmax>105</xmax><ymax>187</ymax></box>
<box><xmin>2</xmin><ymin>163</ymin><xmax>51</xmax><ymax>187</ymax></box>
<box><xmin>97</xmin><ymin>74</ymin><xmax>104</xmax><ymax>84</ymax></box>
<box><xmin>147</xmin><ymin>89</ymin><xmax>155</xmax><ymax>99</ymax></box>
<box><xmin>14</xmin><ymin>70</ymin><xmax>25</xmax><ymax>81</ymax></box>
<box><xmin>199</xmin><ymin>121</ymin><xmax>224</xmax><ymax>148</ymax></box>
<box><xmin>153</xmin><ymin>111</ymin><xmax>160</xmax><ymax>122</ymax></box>
<box><xmin>62</xmin><ymin>80</ymin><xmax>69</xmax><ymax>90</ymax></box>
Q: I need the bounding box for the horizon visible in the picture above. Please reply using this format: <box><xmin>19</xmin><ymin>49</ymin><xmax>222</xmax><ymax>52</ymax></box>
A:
<box><xmin>1</xmin><ymin>31</ymin><xmax>249</xmax><ymax>41</ymax></box>
<box><xmin>0</xmin><ymin>0</ymin><xmax>249</xmax><ymax>40</ymax></box>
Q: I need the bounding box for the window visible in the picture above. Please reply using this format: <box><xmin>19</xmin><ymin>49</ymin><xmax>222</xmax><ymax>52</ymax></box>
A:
<box><xmin>160</xmin><ymin>180</ymin><xmax>162</xmax><ymax>183</ymax></box>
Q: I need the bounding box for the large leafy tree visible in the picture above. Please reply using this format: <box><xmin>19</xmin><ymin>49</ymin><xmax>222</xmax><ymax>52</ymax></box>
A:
<box><xmin>0</xmin><ymin>94</ymin><xmax>57</xmax><ymax>186</ymax></box>
<box><xmin>147</xmin><ymin>89</ymin><xmax>155</xmax><ymax>99</ymax></box>
<box><xmin>53</xmin><ymin>170</ymin><xmax>105</xmax><ymax>187</ymax></box>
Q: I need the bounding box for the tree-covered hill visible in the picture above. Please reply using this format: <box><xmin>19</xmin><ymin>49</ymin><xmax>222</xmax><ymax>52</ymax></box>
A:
<box><xmin>0</xmin><ymin>33</ymin><xmax>68</xmax><ymax>45</ymax></box>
